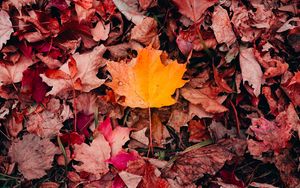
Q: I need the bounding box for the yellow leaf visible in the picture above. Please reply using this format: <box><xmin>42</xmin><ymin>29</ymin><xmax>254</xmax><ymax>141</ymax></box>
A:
<box><xmin>106</xmin><ymin>47</ymin><xmax>187</xmax><ymax>108</ymax></box>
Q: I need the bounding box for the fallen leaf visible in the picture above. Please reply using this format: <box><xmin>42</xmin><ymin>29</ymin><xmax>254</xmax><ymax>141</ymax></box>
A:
<box><xmin>21</xmin><ymin>67</ymin><xmax>48</xmax><ymax>103</ymax></box>
<box><xmin>91</xmin><ymin>21</ymin><xmax>110</xmax><ymax>41</ymax></box>
<box><xmin>247</xmin><ymin>115</ymin><xmax>293</xmax><ymax>156</ymax></box>
<box><xmin>74</xmin><ymin>93</ymin><xmax>98</xmax><ymax>115</ymax></box>
<box><xmin>131</xmin><ymin>17</ymin><xmax>160</xmax><ymax>49</ymax></box>
<box><xmin>188</xmin><ymin>120</ymin><xmax>210</xmax><ymax>143</ymax></box>
<box><xmin>73</xmin><ymin>133</ymin><xmax>111</xmax><ymax>179</ymax></box>
<box><xmin>211</xmin><ymin>6</ymin><xmax>236</xmax><ymax>46</ymax></box>
<box><xmin>8</xmin><ymin>134</ymin><xmax>60</xmax><ymax>180</ymax></box>
<box><xmin>41</xmin><ymin>45</ymin><xmax>106</xmax><ymax>96</ymax></box>
<box><xmin>218</xmin><ymin>169</ymin><xmax>244</xmax><ymax>187</ymax></box>
<box><xmin>76</xmin><ymin>112</ymin><xmax>93</xmax><ymax>137</ymax></box>
<box><xmin>188</xmin><ymin>103</ymin><xmax>213</xmax><ymax>119</ymax></box>
<box><xmin>262</xmin><ymin>86</ymin><xmax>278</xmax><ymax>115</ymax></box>
<box><xmin>27</xmin><ymin>98</ymin><xmax>72</xmax><ymax>138</ymax></box>
<box><xmin>274</xmin><ymin>151</ymin><xmax>300</xmax><ymax>187</ymax></box>
<box><xmin>162</xmin><ymin>138</ymin><xmax>246</xmax><ymax>185</ymax></box>
<box><xmin>74</xmin><ymin>0</ymin><xmax>95</xmax><ymax>22</ymax></box>
<box><xmin>277</xmin><ymin>17</ymin><xmax>300</xmax><ymax>33</ymax></box>
<box><xmin>152</xmin><ymin>112</ymin><xmax>169</xmax><ymax>146</ymax></box>
<box><xmin>60</xmin><ymin>132</ymin><xmax>85</xmax><ymax>145</ymax></box>
<box><xmin>285</xmin><ymin>104</ymin><xmax>300</xmax><ymax>138</ymax></box>
<box><xmin>0</xmin><ymin>10</ymin><xmax>14</xmax><ymax>50</ymax></box>
<box><xmin>167</xmin><ymin>109</ymin><xmax>189</xmax><ymax>133</ymax></box>
<box><xmin>106</xmin><ymin>46</ymin><xmax>187</xmax><ymax>108</ymax></box>
<box><xmin>126</xmin><ymin>159</ymin><xmax>169</xmax><ymax>188</ymax></box>
<box><xmin>130</xmin><ymin>127</ymin><xmax>149</xmax><ymax>146</ymax></box>
<box><xmin>6</xmin><ymin>112</ymin><xmax>23</xmax><ymax>137</ymax></box>
<box><xmin>0</xmin><ymin>56</ymin><xmax>35</xmax><ymax>86</ymax></box>
<box><xmin>138</xmin><ymin>0</ymin><xmax>156</xmax><ymax>10</ymax></box>
<box><xmin>107</xmin><ymin>150</ymin><xmax>139</xmax><ymax>170</ymax></box>
<box><xmin>254</xmin><ymin>50</ymin><xmax>288</xmax><ymax>78</ymax></box>
<box><xmin>119</xmin><ymin>171</ymin><xmax>142</xmax><ymax>188</ymax></box>
<box><xmin>98</xmin><ymin>118</ymin><xmax>131</xmax><ymax>155</ymax></box>
<box><xmin>231</xmin><ymin>5</ymin><xmax>274</xmax><ymax>42</ymax></box>
<box><xmin>209</xmin><ymin>120</ymin><xmax>238</xmax><ymax>141</ymax></box>
<box><xmin>9</xmin><ymin>0</ymin><xmax>36</xmax><ymax>10</ymax></box>
<box><xmin>176</xmin><ymin>24</ymin><xmax>217</xmax><ymax>55</ymax></box>
<box><xmin>112</xmin><ymin>0</ymin><xmax>146</xmax><ymax>25</ymax></box>
<box><xmin>181</xmin><ymin>87</ymin><xmax>228</xmax><ymax>113</ymax></box>
<box><xmin>282</xmin><ymin>72</ymin><xmax>300</xmax><ymax>106</ymax></box>
<box><xmin>172</xmin><ymin>0</ymin><xmax>218</xmax><ymax>22</ymax></box>
<box><xmin>213</xmin><ymin>65</ymin><xmax>234</xmax><ymax>93</ymax></box>
<box><xmin>239</xmin><ymin>48</ymin><xmax>263</xmax><ymax>97</ymax></box>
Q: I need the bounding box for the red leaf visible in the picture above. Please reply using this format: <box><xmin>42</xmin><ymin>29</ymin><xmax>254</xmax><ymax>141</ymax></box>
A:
<box><xmin>76</xmin><ymin>112</ymin><xmax>93</xmax><ymax>137</ymax></box>
<box><xmin>60</xmin><ymin>132</ymin><xmax>85</xmax><ymax>145</ymax></box>
<box><xmin>68</xmin><ymin>56</ymin><xmax>78</xmax><ymax>78</ymax></box>
<box><xmin>21</xmin><ymin>67</ymin><xmax>48</xmax><ymax>103</ymax></box>
<box><xmin>45</xmin><ymin>69</ymin><xmax>70</xmax><ymax>79</ymax></box>
<box><xmin>107</xmin><ymin>150</ymin><xmax>138</xmax><ymax>170</ymax></box>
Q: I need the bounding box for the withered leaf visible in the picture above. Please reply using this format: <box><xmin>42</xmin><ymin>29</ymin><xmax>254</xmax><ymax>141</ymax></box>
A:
<box><xmin>9</xmin><ymin>134</ymin><xmax>60</xmax><ymax>180</ymax></box>
<box><xmin>162</xmin><ymin>138</ymin><xmax>246</xmax><ymax>185</ymax></box>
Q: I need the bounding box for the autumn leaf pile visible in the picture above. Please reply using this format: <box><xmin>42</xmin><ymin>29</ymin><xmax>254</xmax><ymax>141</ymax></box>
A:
<box><xmin>0</xmin><ymin>0</ymin><xmax>299</xmax><ymax>187</ymax></box>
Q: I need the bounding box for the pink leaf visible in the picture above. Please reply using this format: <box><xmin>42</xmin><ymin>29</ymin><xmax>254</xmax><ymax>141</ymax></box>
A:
<box><xmin>98</xmin><ymin>118</ymin><xmax>131</xmax><ymax>156</ymax></box>
<box><xmin>107</xmin><ymin>150</ymin><xmax>138</xmax><ymax>170</ymax></box>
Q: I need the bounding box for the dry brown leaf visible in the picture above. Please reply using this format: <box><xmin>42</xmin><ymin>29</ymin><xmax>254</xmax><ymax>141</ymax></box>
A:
<box><xmin>112</xmin><ymin>0</ymin><xmax>146</xmax><ymax>25</ymax></box>
<box><xmin>188</xmin><ymin>120</ymin><xmax>210</xmax><ymax>143</ymax></box>
<box><xmin>27</xmin><ymin>98</ymin><xmax>73</xmax><ymax>138</ymax></box>
<box><xmin>73</xmin><ymin>133</ymin><xmax>111</xmax><ymax>179</ymax></box>
<box><xmin>131</xmin><ymin>17</ymin><xmax>160</xmax><ymax>49</ymax></box>
<box><xmin>74</xmin><ymin>93</ymin><xmax>98</xmax><ymax>115</ymax></box>
<box><xmin>168</xmin><ymin>109</ymin><xmax>189</xmax><ymax>133</ymax></box>
<box><xmin>6</xmin><ymin>112</ymin><xmax>23</xmax><ymax>137</ymax></box>
<box><xmin>211</xmin><ymin>6</ymin><xmax>236</xmax><ymax>46</ymax></box>
<box><xmin>188</xmin><ymin>103</ymin><xmax>213</xmax><ymax>119</ymax></box>
<box><xmin>126</xmin><ymin>158</ymin><xmax>169</xmax><ymax>188</ymax></box>
<box><xmin>181</xmin><ymin>87</ymin><xmax>228</xmax><ymax>114</ymax></box>
<box><xmin>274</xmin><ymin>151</ymin><xmax>300</xmax><ymax>188</ymax></box>
<box><xmin>8</xmin><ymin>134</ymin><xmax>60</xmax><ymax>180</ymax></box>
<box><xmin>36</xmin><ymin>53</ymin><xmax>62</xmax><ymax>69</ymax></box>
<box><xmin>172</xmin><ymin>0</ymin><xmax>218</xmax><ymax>22</ymax></box>
<box><xmin>0</xmin><ymin>10</ymin><xmax>14</xmax><ymax>50</ymax></box>
<box><xmin>254</xmin><ymin>50</ymin><xmax>288</xmax><ymax>78</ymax></box>
<box><xmin>9</xmin><ymin>0</ymin><xmax>36</xmax><ymax>10</ymax></box>
<box><xmin>162</xmin><ymin>138</ymin><xmax>246</xmax><ymax>185</ymax></box>
<box><xmin>138</xmin><ymin>0</ymin><xmax>156</xmax><ymax>10</ymax></box>
<box><xmin>152</xmin><ymin>112</ymin><xmax>169</xmax><ymax>146</ymax></box>
<box><xmin>130</xmin><ymin>127</ymin><xmax>149</xmax><ymax>146</ymax></box>
<box><xmin>239</xmin><ymin>48</ymin><xmax>263</xmax><ymax>97</ymax></box>
<box><xmin>74</xmin><ymin>0</ymin><xmax>95</xmax><ymax>22</ymax></box>
<box><xmin>91</xmin><ymin>21</ymin><xmax>110</xmax><ymax>41</ymax></box>
<box><xmin>41</xmin><ymin>45</ymin><xmax>106</xmax><ymax>96</ymax></box>
<box><xmin>247</xmin><ymin>112</ymin><xmax>294</xmax><ymax>156</ymax></box>
<box><xmin>119</xmin><ymin>171</ymin><xmax>143</xmax><ymax>188</ymax></box>
<box><xmin>282</xmin><ymin>72</ymin><xmax>300</xmax><ymax>106</ymax></box>
<box><xmin>0</xmin><ymin>56</ymin><xmax>35</xmax><ymax>86</ymax></box>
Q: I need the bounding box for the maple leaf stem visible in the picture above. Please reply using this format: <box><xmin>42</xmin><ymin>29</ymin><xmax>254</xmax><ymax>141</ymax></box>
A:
<box><xmin>73</xmin><ymin>88</ymin><xmax>77</xmax><ymax>132</ymax></box>
<box><xmin>147</xmin><ymin>107</ymin><xmax>154</xmax><ymax>156</ymax></box>
<box><xmin>229</xmin><ymin>100</ymin><xmax>241</xmax><ymax>137</ymax></box>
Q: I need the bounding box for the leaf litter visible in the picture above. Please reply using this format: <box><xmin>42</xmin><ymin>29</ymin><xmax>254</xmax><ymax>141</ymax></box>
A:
<box><xmin>0</xmin><ymin>0</ymin><xmax>299</xmax><ymax>187</ymax></box>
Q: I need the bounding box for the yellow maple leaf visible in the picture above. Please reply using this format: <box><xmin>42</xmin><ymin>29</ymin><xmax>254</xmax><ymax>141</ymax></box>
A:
<box><xmin>106</xmin><ymin>47</ymin><xmax>187</xmax><ymax>108</ymax></box>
